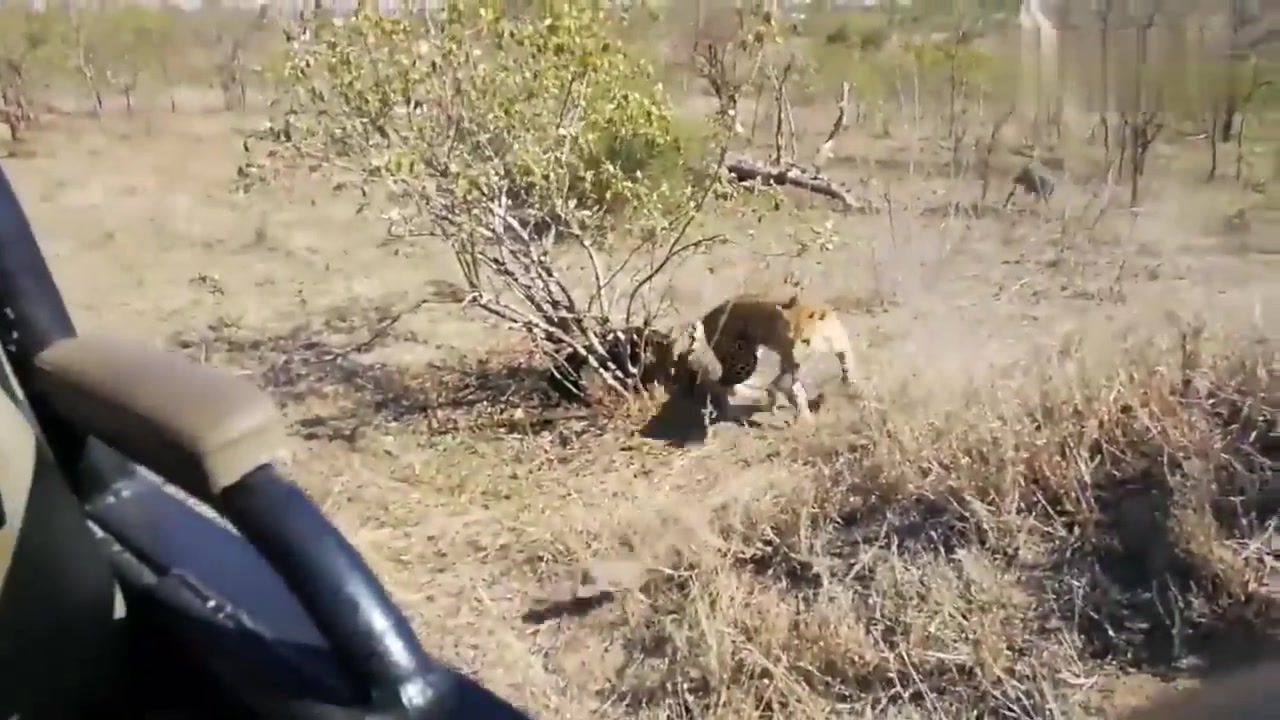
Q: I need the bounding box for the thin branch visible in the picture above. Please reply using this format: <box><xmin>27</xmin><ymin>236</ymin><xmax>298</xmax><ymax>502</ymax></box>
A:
<box><xmin>814</xmin><ymin>81</ymin><xmax>851</xmax><ymax>169</ymax></box>
<box><xmin>621</xmin><ymin>141</ymin><xmax>734</xmax><ymax>324</ymax></box>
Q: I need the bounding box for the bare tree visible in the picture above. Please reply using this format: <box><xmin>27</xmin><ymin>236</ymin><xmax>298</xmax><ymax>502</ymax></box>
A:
<box><xmin>1205</xmin><ymin>0</ymin><xmax>1274</xmax><ymax>183</ymax></box>
<box><xmin>694</xmin><ymin>13</ymin><xmax>858</xmax><ymax>209</ymax></box>
<box><xmin>1095</xmin><ymin>0</ymin><xmax>1113</xmax><ymax>162</ymax></box>
<box><xmin>0</xmin><ymin>59</ymin><xmax>31</xmax><ymax>143</ymax></box>
<box><xmin>208</xmin><ymin>2</ymin><xmax>268</xmax><ymax>112</ymax></box>
<box><xmin>68</xmin><ymin>9</ymin><xmax>104</xmax><ymax>116</ymax></box>
<box><xmin>1114</xmin><ymin>7</ymin><xmax>1163</xmax><ymax>207</ymax></box>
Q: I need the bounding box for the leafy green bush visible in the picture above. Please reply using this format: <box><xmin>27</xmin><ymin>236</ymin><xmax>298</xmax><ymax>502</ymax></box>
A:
<box><xmin>242</xmin><ymin>1</ymin><xmax>739</xmax><ymax>395</ymax></box>
<box><xmin>249</xmin><ymin>2</ymin><xmax>717</xmax><ymax>229</ymax></box>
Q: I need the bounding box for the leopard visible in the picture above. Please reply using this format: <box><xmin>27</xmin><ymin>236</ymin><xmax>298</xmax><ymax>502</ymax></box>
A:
<box><xmin>693</xmin><ymin>292</ymin><xmax>855</xmax><ymax>424</ymax></box>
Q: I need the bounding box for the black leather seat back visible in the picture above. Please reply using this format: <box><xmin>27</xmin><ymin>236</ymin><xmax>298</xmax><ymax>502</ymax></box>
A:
<box><xmin>0</xmin><ymin>352</ymin><xmax>122</xmax><ymax>717</ymax></box>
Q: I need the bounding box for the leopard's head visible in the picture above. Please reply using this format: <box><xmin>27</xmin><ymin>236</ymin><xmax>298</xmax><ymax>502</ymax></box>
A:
<box><xmin>782</xmin><ymin>298</ymin><xmax>833</xmax><ymax>354</ymax></box>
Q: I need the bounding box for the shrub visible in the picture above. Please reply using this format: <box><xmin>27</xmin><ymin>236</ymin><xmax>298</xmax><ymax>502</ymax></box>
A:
<box><xmin>242</xmin><ymin>1</ymin><xmax>740</xmax><ymax>399</ymax></box>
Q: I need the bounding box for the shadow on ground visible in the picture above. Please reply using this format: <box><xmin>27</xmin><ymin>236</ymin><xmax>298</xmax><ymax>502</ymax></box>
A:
<box><xmin>168</xmin><ymin>300</ymin><xmax>730</xmax><ymax>447</ymax></box>
<box><xmin>638</xmin><ymin>391</ymin><xmax>827</xmax><ymax>448</ymax></box>
<box><xmin>169</xmin><ymin>301</ymin><xmax>603</xmax><ymax>444</ymax></box>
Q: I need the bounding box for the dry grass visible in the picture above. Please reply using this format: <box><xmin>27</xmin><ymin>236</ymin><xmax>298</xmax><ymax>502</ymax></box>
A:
<box><xmin>5</xmin><ymin>84</ymin><xmax>1279</xmax><ymax>720</ymax></box>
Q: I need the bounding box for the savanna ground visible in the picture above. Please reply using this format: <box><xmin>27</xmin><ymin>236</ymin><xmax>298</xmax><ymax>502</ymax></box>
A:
<box><xmin>4</xmin><ymin>4</ymin><xmax>1280</xmax><ymax>718</ymax></box>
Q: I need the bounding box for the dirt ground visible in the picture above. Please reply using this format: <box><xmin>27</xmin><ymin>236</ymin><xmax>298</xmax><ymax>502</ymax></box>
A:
<box><xmin>6</xmin><ymin>106</ymin><xmax>1279</xmax><ymax>718</ymax></box>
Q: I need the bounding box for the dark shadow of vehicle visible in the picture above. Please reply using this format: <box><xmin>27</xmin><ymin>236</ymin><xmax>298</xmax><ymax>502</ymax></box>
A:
<box><xmin>1123</xmin><ymin>659</ymin><xmax>1280</xmax><ymax>719</ymax></box>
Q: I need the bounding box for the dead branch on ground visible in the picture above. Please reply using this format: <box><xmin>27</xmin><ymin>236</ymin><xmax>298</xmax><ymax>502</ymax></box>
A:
<box><xmin>724</xmin><ymin>153</ymin><xmax>857</xmax><ymax>210</ymax></box>
<box><xmin>722</xmin><ymin>81</ymin><xmax>860</xmax><ymax>211</ymax></box>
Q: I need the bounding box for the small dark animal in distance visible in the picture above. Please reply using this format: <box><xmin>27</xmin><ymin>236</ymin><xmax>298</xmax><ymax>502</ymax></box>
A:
<box><xmin>1003</xmin><ymin>162</ymin><xmax>1055</xmax><ymax>208</ymax></box>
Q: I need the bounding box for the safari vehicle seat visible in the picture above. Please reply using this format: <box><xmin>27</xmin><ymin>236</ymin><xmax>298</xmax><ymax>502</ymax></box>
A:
<box><xmin>0</xmin><ymin>351</ymin><xmax>123</xmax><ymax>717</ymax></box>
<box><xmin>0</xmin><ymin>159</ymin><xmax>535</xmax><ymax>718</ymax></box>
<box><xmin>0</xmin><ymin>330</ymin><xmax>541</xmax><ymax>718</ymax></box>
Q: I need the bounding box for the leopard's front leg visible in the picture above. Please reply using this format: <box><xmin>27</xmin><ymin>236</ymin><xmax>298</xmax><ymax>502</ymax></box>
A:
<box><xmin>770</xmin><ymin>354</ymin><xmax>814</xmax><ymax>424</ymax></box>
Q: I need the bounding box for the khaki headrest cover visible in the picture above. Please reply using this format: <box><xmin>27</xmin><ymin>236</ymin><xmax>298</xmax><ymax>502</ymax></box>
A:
<box><xmin>33</xmin><ymin>335</ymin><xmax>285</xmax><ymax>500</ymax></box>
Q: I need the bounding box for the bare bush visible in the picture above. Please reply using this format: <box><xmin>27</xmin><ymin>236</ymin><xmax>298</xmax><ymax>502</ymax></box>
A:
<box><xmin>0</xmin><ymin>5</ymin><xmax>65</xmax><ymax>139</ymax></box>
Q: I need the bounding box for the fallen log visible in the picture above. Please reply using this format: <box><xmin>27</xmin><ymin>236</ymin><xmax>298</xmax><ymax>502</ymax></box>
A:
<box><xmin>723</xmin><ymin>153</ymin><xmax>859</xmax><ymax>211</ymax></box>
